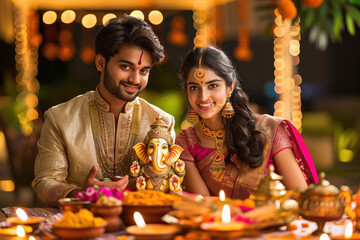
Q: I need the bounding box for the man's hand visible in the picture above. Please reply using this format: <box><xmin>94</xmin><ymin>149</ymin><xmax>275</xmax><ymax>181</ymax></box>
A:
<box><xmin>83</xmin><ymin>166</ymin><xmax>129</xmax><ymax>192</ymax></box>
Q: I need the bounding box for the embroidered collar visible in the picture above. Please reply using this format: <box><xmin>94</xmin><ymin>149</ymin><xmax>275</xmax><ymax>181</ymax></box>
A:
<box><xmin>95</xmin><ymin>86</ymin><xmax>135</xmax><ymax>113</ymax></box>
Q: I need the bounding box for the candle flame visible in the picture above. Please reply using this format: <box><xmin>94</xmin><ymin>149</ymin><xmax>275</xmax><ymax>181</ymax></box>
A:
<box><xmin>319</xmin><ymin>233</ymin><xmax>330</xmax><ymax>240</ymax></box>
<box><xmin>29</xmin><ymin>237</ymin><xmax>36</xmax><ymax>240</ymax></box>
<box><xmin>134</xmin><ymin>211</ymin><xmax>146</xmax><ymax>228</ymax></box>
<box><xmin>344</xmin><ymin>221</ymin><xmax>353</xmax><ymax>239</ymax></box>
<box><xmin>221</xmin><ymin>204</ymin><xmax>231</xmax><ymax>224</ymax></box>
<box><xmin>16</xmin><ymin>225</ymin><xmax>25</xmax><ymax>237</ymax></box>
<box><xmin>16</xmin><ymin>208</ymin><xmax>28</xmax><ymax>221</ymax></box>
<box><xmin>219</xmin><ymin>190</ymin><xmax>225</xmax><ymax>201</ymax></box>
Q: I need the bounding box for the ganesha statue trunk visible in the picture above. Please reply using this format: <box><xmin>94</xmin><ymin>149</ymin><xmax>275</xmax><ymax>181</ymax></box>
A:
<box><xmin>130</xmin><ymin>116</ymin><xmax>185</xmax><ymax>193</ymax></box>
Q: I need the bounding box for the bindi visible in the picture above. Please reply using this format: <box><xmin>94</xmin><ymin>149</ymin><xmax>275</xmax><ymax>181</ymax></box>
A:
<box><xmin>138</xmin><ymin>51</ymin><xmax>143</xmax><ymax>65</ymax></box>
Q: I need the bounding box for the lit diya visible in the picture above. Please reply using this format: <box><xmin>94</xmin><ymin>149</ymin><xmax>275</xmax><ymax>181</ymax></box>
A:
<box><xmin>6</xmin><ymin>208</ymin><xmax>44</xmax><ymax>232</ymax></box>
<box><xmin>333</xmin><ymin>222</ymin><xmax>360</xmax><ymax>240</ymax></box>
<box><xmin>200</xmin><ymin>204</ymin><xmax>252</xmax><ymax>240</ymax></box>
<box><xmin>0</xmin><ymin>225</ymin><xmax>32</xmax><ymax>238</ymax></box>
<box><xmin>320</xmin><ymin>233</ymin><xmax>331</xmax><ymax>240</ymax></box>
<box><xmin>126</xmin><ymin>211</ymin><xmax>180</xmax><ymax>240</ymax></box>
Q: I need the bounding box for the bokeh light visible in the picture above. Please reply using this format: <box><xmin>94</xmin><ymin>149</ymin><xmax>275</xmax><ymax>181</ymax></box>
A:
<box><xmin>82</xmin><ymin>14</ymin><xmax>97</xmax><ymax>28</ymax></box>
<box><xmin>130</xmin><ymin>10</ymin><xmax>144</xmax><ymax>20</ymax></box>
<box><xmin>43</xmin><ymin>11</ymin><xmax>57</xmax><ymax>25</ymax></box>
<box><xmin>102</xmin><ymin>13</ymin><xmax>116</xmax><ymax>25</ymax></box>
<box><xmin>148</xmin><ymin>10</ymin><xmax>163</xmax><ymax>25</ymax></box>
<box><xmin>61</xmin><ymin>10</ymin><xmax>76</xmax><ymax>24</ymax></box>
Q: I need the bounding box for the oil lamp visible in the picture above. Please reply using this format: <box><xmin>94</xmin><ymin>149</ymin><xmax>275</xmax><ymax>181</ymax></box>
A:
<box><xmin>320</xmin><ymin>233</ymin><xmax>331</xmax><ymax>240</ymax></box>
<box><xmin>219</xmin><ymin>190</ymin><xmax>225</xmax><ymax>202</ymax></box>
<box><xmin>126</xmin><ymin>211</ymin><xmax>180</xmax><ymax>240</ymax></box>
<box><xmin>6</xmin><ymin>208</ymin><xmax>44</xmax><ymax>232</ymax></box>
<box><xmin>201</xmin><ymin>204</ymin><xmax>251</xmax><ymax>240</ymax></box>
<box><xmin>333</xmin><ymin>222</ymin><xmax>360</xmax><ymax>240</ymax></box>
<box><xmin>0</xmin><ymin>225</ymin><xmax>32</xmax><ymax>239</ymax></box>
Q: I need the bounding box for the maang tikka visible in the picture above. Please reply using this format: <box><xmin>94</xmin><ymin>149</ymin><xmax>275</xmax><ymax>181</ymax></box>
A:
<box><xmin>194</xmin><ymin>49</ymin><xmax>206</xmax><ymax>84</ymax></box>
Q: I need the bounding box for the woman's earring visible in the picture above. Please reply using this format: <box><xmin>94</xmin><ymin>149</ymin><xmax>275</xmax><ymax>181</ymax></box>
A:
<box><xmin>187</xmin><ymin>108</ymin><xmax>200</xmax><ymax>122</ymax></box>
<box><xmin>222</xmin><ymin>99</ymin><xmax>235</xmax><ymax>118</ymax></box>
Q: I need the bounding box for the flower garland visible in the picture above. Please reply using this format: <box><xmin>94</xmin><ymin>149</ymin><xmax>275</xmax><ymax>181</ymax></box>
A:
<box><xmin>76</xmin><ymin>185</ymin><xmax>125</xmax><ymax>203</ymax></box>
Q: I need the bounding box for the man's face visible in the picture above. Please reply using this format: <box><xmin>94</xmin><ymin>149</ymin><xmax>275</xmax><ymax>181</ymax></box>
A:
<box><xmin>102</xmin><ymin>45</ymin><xmax>152</xmax><ymax>102</ymax></box>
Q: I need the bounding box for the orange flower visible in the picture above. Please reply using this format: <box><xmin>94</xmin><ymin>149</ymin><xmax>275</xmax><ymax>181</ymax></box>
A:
<box><xmin>278</xmin><ymin>0</ymin><xmax>297</xmax><ymax>19</ymax></box>
<box><xmin>301</xmin><ymin>0</ymin><xmax>323</xmax><ymax>8</ymax></box>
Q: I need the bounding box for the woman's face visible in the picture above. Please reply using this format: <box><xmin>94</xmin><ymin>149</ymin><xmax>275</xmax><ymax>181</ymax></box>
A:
<box><xmin>187</xmin><ymin>67</ymin><xmax>233</xmax><ymax>121</ymax></box>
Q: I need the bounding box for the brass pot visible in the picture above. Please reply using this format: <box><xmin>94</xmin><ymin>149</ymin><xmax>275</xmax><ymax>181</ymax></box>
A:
<box><xmin>299</xmin><ymin>172</ymin><xmax>352</xmax><ymax>235</ymax></box>
<box><xmin>250</xmin><ymin>165</ymin><xmax>299</xmax><ymax>206</ymax></box>
<box><xmin>249</xmin><ymin>165</ymin><xmax>300</xmax><ymax>227</ymax></box>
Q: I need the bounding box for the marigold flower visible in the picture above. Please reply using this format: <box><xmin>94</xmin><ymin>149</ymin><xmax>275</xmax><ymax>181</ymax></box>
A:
<box><xmin>278</xmin><ymin>0</ymin><xmax>297</xmax><ymax>19</ymax></box>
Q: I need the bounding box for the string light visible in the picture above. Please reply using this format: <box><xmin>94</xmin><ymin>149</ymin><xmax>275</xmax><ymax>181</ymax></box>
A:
<box><xmin>61</xmin><ymin>10</ymin><xmax>76</xmax><ymax>24</ymax></box>
<box><xmin>273</xmin><ymin>9</ymin><xmax>303</xmax><ymax>131</ymax></box>
<box><xmin>42</xmin><ymin>10</ymin><xmax>57</xmax><ymax>25</ymax></box>
<box><xmin>102</xmin><ymin>13</ymin><xmax>116</xmax><ymax>25</ymax></box>
<box><xmin>82</xmin><ymin>14</ymin><xmax>97</xmax><ymax>28</ymax></box>
<box><xmin>192</xmin><ymin>0</ymin><xmax>216</xmax><ymax>47</ymax></box>
<box><xmin>130</xmin><ymin>10</ymin><xmax>144</xmax><ymax>20</ymax></box>
<box><xmin>13</xmin><ymin>4</ymin><xmax>40</xmax><ymax>136</ymax></box>
<box><xmin>148</xmin><ymin>10</ymin><xmax>163</xmax><ymax>25</ymax></box>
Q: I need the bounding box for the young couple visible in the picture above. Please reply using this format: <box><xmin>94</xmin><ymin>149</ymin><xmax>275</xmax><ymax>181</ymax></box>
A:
<box><xmin>32</xmin><ymin>15</ymin><xmax>318</xmax><ymax>207</ymax></box>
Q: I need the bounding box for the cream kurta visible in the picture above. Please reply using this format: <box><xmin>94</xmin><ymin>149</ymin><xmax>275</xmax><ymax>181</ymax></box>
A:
<box><xmin>32</xmin><ymin>89</ymin><xmax>175</xmax><ymax>207</ymax></box>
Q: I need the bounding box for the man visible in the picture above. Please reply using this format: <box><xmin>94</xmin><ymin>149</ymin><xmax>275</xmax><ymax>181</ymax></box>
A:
<box><xmin>32</xmin><ymin>15</ymin><xmax>175</xmax><ymax>207</ymax></box>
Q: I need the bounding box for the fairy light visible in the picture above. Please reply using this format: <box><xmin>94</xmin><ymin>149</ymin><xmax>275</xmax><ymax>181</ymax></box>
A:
<box><xmin>82</xmin><ymin>14</ymin><xmax>97</xmax><ymax>28</ymax></box>
<box><xmin>192</xmin><ymin>0</ymin><xmax>216</xmax><ymax>47</ymax></box>
<box><xmin>148</xmin><ymin>10</ymin><xmax>163</xmax><ymax>25</ymax></box>
<box><xmin>42</xmin><ymin>10</ymin><xmax>57</xmax><ymax>25</ymax></box>
<box><xmin>273</xmin><ymin>9</ymin><xmax>303</xmax><ymax>131</ymax></box>
<box><xmin>12</xmin><ymin>1</ymin><xmax>40</xmax><ymax>136</ymax></box>
<box><xmin>102</xmin><ymin>13</ymin><xmax>116</xmax><ymax>25</ymax></box>
<box><xmin>130</xmin><ymin>10</ymin><xmax>145</xmax><ymax>20</ymax></box>
<box><xmin>61</xmin><ymin>10</ymin><xmax>76</xmax><ymax>24</ymax></box>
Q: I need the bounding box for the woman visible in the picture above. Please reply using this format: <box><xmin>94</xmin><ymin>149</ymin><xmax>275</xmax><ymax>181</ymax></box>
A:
<box><xmin>175</xmin><ymin>46</ymin><xmax>318</xmax><ymax>199</ymax></box>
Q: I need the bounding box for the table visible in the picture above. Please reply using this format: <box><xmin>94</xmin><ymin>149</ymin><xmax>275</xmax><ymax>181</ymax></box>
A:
<box><xmin>0</xmin><ymin>207</ymin><xmax>353</xmax><ymax>240</ymax></box>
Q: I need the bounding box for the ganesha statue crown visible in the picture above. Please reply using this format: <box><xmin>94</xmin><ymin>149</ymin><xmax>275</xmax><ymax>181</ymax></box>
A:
<box><xmin>130</xmin><ymin>115</ymin><xmax>185</xmax><ymax>193</ymax></box>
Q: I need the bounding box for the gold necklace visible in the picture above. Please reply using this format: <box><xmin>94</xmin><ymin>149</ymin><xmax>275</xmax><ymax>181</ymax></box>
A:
<box><xmin>200</xmin><ymin>120</ymin><xmax>226</xmax><ymax>172</ymax></box>
<box><xmin>200</xmin><ymin>120</ymin><xmax>225</xmax><ymax>149</ymax></box>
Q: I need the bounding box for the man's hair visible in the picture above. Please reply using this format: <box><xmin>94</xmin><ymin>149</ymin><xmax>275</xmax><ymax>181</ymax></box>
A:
<box><xmin>95</xmin><ymin>15</ymin><xmax>164</xmax><ymax>64</ymax></box>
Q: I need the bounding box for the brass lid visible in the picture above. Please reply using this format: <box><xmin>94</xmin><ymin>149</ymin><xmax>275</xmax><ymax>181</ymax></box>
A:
<box><xmin>252</xmin><ymin>165</ymin><xmax>286</xmax><ymax>197</ymax></box>
<box><xmin>302</xmin><ymin>172</ymin><xmax>339</xmax><ymax>196</ymax></box>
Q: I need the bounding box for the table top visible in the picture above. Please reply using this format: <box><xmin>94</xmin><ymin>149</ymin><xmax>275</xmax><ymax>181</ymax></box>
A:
<box><xmin>0</xmin><ymin>206</ymin><xmax>353</xmax><ymax>240</ymax></box>
<box><xmin>0</xmin><ymin>211</ymin><xmax>5</xmax><ymax>222</ymax></box>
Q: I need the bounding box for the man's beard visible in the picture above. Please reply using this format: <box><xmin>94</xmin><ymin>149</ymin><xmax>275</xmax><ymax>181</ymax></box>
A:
<box><xmin>103</xmin><ymin>67</ymin><xmax>144</xmax><ymax>102</ymax></box>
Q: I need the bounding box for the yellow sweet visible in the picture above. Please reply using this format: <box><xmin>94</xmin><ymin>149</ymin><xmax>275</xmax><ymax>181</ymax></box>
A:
<box><xmin>123</xmin><ymin>190</ymin><xmax>182</xmax><ymax>205</ymax></box>
<box><xmin>53</xmin><ymin>208</ymin><xmax>106</xmax><ymax>228</ymax></box>
<box><xmin>95</xmin><ymin>195</ymin><xmax>122</xmax><ymax>206</ymax></box>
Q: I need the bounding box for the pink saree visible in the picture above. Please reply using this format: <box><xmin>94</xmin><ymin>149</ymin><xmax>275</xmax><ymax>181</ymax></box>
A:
<box><xmin>175</xmin><ymin>114</ymin><xmax>318</xmax><ymax>199</ymax></box>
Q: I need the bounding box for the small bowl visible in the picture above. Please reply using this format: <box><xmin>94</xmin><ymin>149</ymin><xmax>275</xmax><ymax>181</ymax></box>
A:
<box><xmin>91</xmin><ymin>205</ymin><xmax>123</xmax><ymax>232</ymax></box>
<box><xmin>200</xmin><ymin>221</ymin><xmax>258</xmax><ymax>240</ymax></box>
<box><xmin>58</xmin><ymin>198</ymin><xmax>92</xmax><ymax>213</ymax></box>
<box><xmin>121</xmin><ymin>204</ymin><xmax>173</xmax><ymax>226</ymax></box>
<box><xmin>52</xmin><ymin>223</ymin><xmax>107</xmax><ymax>240</ymax></box>
<box><xmin>126</xmin><ymin>224</ymin><xmax>180</xmax><ymax>240</ymax></box>
<box><xmin>91</xmin><ymin>205</ymin><xmax>123</xmax><ymax>217</ymax></box>
<box><xmin>0</xmin><ymin>225</ymin><xmax>33</xmax><ymax>236</ymax></box>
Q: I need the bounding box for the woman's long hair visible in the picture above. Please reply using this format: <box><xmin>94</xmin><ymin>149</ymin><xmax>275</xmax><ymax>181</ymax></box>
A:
<box><xmin>179</xmin><ymin>46</ymin><xmax>265</xmax><ymax>168</ymax></box>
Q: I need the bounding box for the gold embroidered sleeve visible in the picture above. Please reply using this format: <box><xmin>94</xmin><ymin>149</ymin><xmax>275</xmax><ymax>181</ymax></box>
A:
<box><xmin>31</xmin><ymin>110</ymin><xmax>81</xmax><ymax>207</ymax></box>
<box><xmin>272</xmin><ymin>123</ymin><xmax>293</xmax><ymax>157</ymax></box>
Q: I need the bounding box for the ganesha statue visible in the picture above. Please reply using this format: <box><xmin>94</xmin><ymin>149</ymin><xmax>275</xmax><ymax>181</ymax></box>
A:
<box><xmin>130</xmin><ymin>116</ymin><xmax>185</xmax><ymax>193</ymax></box>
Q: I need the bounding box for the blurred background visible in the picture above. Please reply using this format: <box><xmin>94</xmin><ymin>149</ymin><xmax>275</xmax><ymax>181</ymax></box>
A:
<box><xmin>0</xmin><ymin>0</ymin><xmax>359</xmax><ymax>208</ymax></box>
